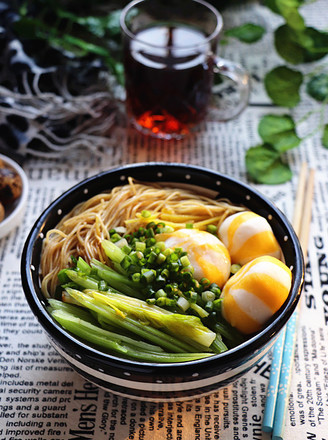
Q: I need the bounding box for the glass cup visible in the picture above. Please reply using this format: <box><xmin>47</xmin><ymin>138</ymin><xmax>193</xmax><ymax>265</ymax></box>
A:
<box><xmin>120</xmin><ymin>0</ymin><xmax>250</xmax><ymax>140</ymax></box>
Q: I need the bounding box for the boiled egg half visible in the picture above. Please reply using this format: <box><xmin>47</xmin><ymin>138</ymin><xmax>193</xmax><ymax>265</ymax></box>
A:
<box><xmin>221</xmin><ymin>255</ymin><xmax>292</xmax><ymax>334</ymax></box>
<box><xmin>159</xmin><ymin>228</ymin><xmax>231</xmax><ymax>288</ymax></box>
<box><xmin>218</xmin><ymin>211</ymin><xmax>282</xmax><ymax>266</ymax></box>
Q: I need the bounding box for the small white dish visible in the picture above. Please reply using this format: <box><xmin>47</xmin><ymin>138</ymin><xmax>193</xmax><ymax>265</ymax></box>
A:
<box><xmin>0</xmin><ymin>153</ymin><xmax>29</xmax><ymax>239</ymax></box>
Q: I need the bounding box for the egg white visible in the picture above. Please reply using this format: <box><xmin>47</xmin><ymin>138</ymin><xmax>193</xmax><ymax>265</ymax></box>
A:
<box><xmin>161</xmin><ymin>228</ymin><xmax>231</xmax><ymax>288</ymax></box>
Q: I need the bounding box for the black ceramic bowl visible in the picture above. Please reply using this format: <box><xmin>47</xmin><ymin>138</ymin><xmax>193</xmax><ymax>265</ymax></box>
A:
<box><xmin>21</xmin><ymin>163</ymin><xmax>304</xmax><ymax>402</ymax></box>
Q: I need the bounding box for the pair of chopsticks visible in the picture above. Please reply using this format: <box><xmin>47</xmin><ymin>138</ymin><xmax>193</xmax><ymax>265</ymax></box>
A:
<box><xmin>262</xmin><ymin>162</ymin><xmax>315</xmax><ymax>440</ymax></box>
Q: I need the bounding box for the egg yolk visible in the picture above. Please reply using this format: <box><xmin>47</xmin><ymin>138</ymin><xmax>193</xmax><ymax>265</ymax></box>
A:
<box><xmin>221</xmin><ymin>255</ymin><xmax>292</xmax><ymax>334</ymax></box>
<box><xmin>159</xmin><ymin>228</ymin><xmax>231</xmax><ymax>288</ymax></box>
<box><xmin>218</xmin><ymin>211</ymin><xmax>282</xmax><ymax>265</ymax></box>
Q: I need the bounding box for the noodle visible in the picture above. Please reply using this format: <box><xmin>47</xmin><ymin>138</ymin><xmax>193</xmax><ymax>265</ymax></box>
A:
<box><xmin>41</xmin><ymin>178</ymin><xmax>245</xmax><ymax>298</ymax></box>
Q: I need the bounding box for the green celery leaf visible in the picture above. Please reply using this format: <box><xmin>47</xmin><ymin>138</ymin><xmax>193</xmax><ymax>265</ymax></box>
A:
<box><xmin>92</xmin><ymin>290</ymin><xmax>216</xmax><ymax>348</ymax></box>
<box><xmin>258</xmin><ymin>114</ymin><xmax>301</xmax><ymax>152</ymax></box>
<box><xmin>322</xmin><ymin>124</ymin><xmax>328</xmax><ymax>148</ymax></box>
<box><xmin>306</xmin><ymin>73</ymin><xmax>328</xmax><ymax>102</ymax></box>
<box><xmin>225</xmin><ymin>23</ymin><xmax>266</xmax><ymax>43</ymax></box>
<box><xmin>246</xmin><ymin>144</ymin><xmax>292</xmax><ymax>184</ymax></box>
<box><xmin>265</xmin><ymin>66</ymin><xmax>303</xmax><ymax>107</ymax></box>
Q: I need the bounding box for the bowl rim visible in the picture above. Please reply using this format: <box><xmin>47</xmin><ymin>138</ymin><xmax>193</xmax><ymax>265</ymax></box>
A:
<box><xmin>0</xmin><ymin>153</ymin><xmax>29</xmax><ymax>239</ymax></box>
<box><xmin>21</xmin><ymin>162</ymin><xmax>304</xmax><ymax>371</ymax></box>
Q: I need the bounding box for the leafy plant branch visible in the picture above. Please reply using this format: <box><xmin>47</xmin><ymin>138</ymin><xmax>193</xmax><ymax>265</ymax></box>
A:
<box><xmin>243</xmin><ymin>0</ymin><xmax>328</xmax><ymax>184</ymax></box>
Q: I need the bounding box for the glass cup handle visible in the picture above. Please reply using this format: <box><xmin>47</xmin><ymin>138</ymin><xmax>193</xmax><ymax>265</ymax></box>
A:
<box><xmin>209</xmin><ymin>56</ymin><xmax>250</xmax><ymax>121</ymax></box>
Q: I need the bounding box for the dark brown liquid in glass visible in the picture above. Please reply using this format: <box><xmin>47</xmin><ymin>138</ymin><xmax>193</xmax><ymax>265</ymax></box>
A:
<box><xmin>124</xmin><ymin>25</ymin><xmax>213</xmax><ymax>137</ymax></box>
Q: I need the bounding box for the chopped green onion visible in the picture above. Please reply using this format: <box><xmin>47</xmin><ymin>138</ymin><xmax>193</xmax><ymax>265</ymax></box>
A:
<box><xmin>202</xmin><ymin>290</ymin><xmax>216</xmax><ymax>302</ymax></box>
<box><xmin>111</xmin><ymin>233</ymin><xmax>122</xmax><ymax>243</ymax></box>
<box><xmin>180</xmin><ymin>255</ymin><xmax>190</xmax><ymax>267</ymax></box>
<box><xmin>161</xmin><ymin>268</ymin><xmax>170</xmax><ymax>278</ymax></box>
<box><xmin>155</xmin><ymin>275</ymin><xmax>165</xmax><ymax>286</ymax></box>
<box><xmin>200</xmin><ymin>278</ymin><xmax>210</xmax><ymax>288</ymax></box>
<box><xmin>135</xmin><ymin>241</ymin><xmax>146</xmax><ymax>252</ymax></box>
<box><xmin>147</xmin><ymin>251</ymin><xmax>157</xmax><ymax>264</ymax></box>
<box><xmin>210</xmin><ymin>284</ymin><xmax>221</xmax><ymax>296</ymax></box>
<box><xmin>141</xmin><ymin>210</ymin><xmax>151</xmax><ymax>218</ymax></box>
<box><xmin>177</xmin><ymin>296</ymin><xmax>190</xmax><ymax>312</ymax></box>
<box><xmin>206</xmin><ymin>224</ymin><xmax>217</xmax><ymax>235</ymax></box>
<box><xmin>169</xmin><ymin>252</ymin><xmax>179</xmax><ymax>262</ymax></box>
<box><xmin>121</xmin><ymin>255</ymin><xmax>132</xmax><ymax>271</ymax></box>
<box><xmin>114</xmin><ymin>226</ymin><xmax>127</xmax><ymax>235</ymax></box>
<box><xmin>190</xmin><ymin>303</ymin><xmax>209</xmax><ymax>318</ymax></box>
<box><xmin>135</xmin><ymin>251</ymin><xmax>144</xmax><ymax>259</ymax></box>
<box><xmin>205</xmin><ymin>301</ymin><xmax>214</xmax><ymax>312</ymax></box>
<box><xmin>115</xmin><ymin>238</ymin><xmax>129</xmax><ymax>249</ymax></box>
<box><xmin>155</xmin><ymin>241</ymin><xmax>166</xmax><ymax>252</ymax></box>
<box><xmin>156</xmin><ymin>253</ymin><xmax>166</xmax><ymax>265</ymax></box>
<box><xmin>164</xmin><ymin>248</ymin><xmax>173</xmax><ymax>257</ymax></box>
<box><xmin>155</xmin><ymin>289</ymin><xmax>167</xmax><ymax>298</ymax></box>
<box><xmin>213</xmin><ymin>299</ymin><xmax>223</xmax><ymax>312</ymax></box>
<box><xmin>141</xmin><ymin>270</ymin><xmax>156</xmax><ymax>284</ymax></box>
<box><xmin>162</xmin><ymin>225</ymin><xmax>174</xmax><ymax>233</ymax></box>
<box><xmin>189</xmin><ymin>291</ymin><xmax>198</xmax><ymax>304</ymax></box>
<box><xmin>132</xmin><ymin>273</ymin><xmax>141</xmax><ymax>283</ymax></box>
<box><xmin>146</xmin><ymin>237</ymin><xmax>156</xmax><ymax>246</ymax></box>
<box><xmin>231</xmin><ymin>264</ymin><xmax>242</xmax><ymax>274</ymax></box>
<box><xmin>156</xmin><ymin>297</ymin><xmax>176</xmax><ymax>307</ymax></box>
<box><xmin>182</xmin><ymin>271</ymin><xmax>193</xmax><ymax>282</ymax></box>
<box><xmin>170</xmin><ymin>262</ymin><xmax>179</xmax><ymax>272</ymax></box>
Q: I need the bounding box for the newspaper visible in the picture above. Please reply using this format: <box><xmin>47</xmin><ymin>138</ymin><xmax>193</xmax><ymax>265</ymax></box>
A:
<box><xmin>1</xmin><ymin>2</ymin><xmax>328</xmax><ymax>440</ymax></box>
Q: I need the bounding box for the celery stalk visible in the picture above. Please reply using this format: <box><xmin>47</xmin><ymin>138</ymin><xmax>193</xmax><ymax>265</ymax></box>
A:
<box><xmin>89</xmin><ymin>289</ymin><xmax>216</xmax><ymax>348</ymax></box>
<box><xmin>102</xmin><ymin>239</ymin><xmax>126</xmax><ymax>263</ymax></box>
<box><xmin>65</xmin><ymin>288</ymin><xmax>199</xmax><ymax>353</ymax></box>
<box><xmin>51</xmin><ymin>308</ymin><xmax>211</xmax><ymax>362</ymax></box>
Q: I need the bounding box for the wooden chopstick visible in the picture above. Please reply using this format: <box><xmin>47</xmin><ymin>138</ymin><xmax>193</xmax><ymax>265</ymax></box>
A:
<box><xmin>299</xmin><ymin>168</ymin><xmax>315</xmax><ymax>255</ymax></box>
<box><xmin>292</xmin><ymin>162</ymin><xmax>309</xmax><ymax>237</ymax></box>
<box><xmin>262</xmin><ymin>162</ymin><xmax>308</xmax><ymax>433</ymax></box>
<box><xmin>272</xmin><ymin>166</ymin><xmax>315</xmax><ymax>440</ymax></box>
<box><xmin>262</xmin><ymin>163</ymin><xmax>315</xmax><ymax>439</ymax></box>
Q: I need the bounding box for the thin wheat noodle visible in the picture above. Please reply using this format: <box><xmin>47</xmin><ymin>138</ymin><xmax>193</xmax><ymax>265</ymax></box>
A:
<box><xmin>40</xmin><ymin>178</ymin><xmax>245</xmax><ymax>297</ymax></box>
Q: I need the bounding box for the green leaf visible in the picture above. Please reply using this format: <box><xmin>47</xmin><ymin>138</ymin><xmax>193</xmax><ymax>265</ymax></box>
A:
<box><xmin>264</xmin><ymin>0</ymin><xmax>283</xmax><ymax>14</ymax></box>
<box><xmin>225</xmin><ymin>23</ymin><xmax>266</xmax><ymax>43</ymax></box>
<box><xmin>57</xmin><ymin>9</ymin><xmax>122</xmax><ymax>38</ymax></box>
<box><xmin>276</xmin><ymin>0</ymin><xmax>305</xmax><ymax>30</ymax></box>
<box><xmin>246</xmin><ymin>144</ymin><xmax>292</xmax><ymax>184</ymax></box>
<box><xmin>306</xmin><ymin>73</ymin><xmax>328</xmax><ymax>102</ymax></box>
<box><xmin>264</xmin><ymin>0</ymin><xmax>305</xmax><ymax>23</ymax></box>
<box><xmin>302</xmin><ymin>27</ymin><xmax>328</xmax><ymax>56</ymax></box>
<box><xmin>322</xmin><ymin>125</ymin><xmax>328</xmax><ymax>148</ymax></box>
<box><xmin>264</xmin><ymin>66</ymin><xmax>303</xmax><ymax>107</ymax></box>
<box><xmin>13</xmin><ymin>6</ymin><xmax>124</xmax><ymax>83</ymax></box>
<box><xmin>258</xmin><ymin>114</ymin><xmax>301</xmax><ymax>152</ymax></box>
<box><xmin>274</xmin><ymin>25</ymin><xmax>305</xmax><ymax>64</ymax></box>
<box><xmin>275</xmin><ymin>25</ymin><xmax>328</xmax><ymax>64</ymax></box>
